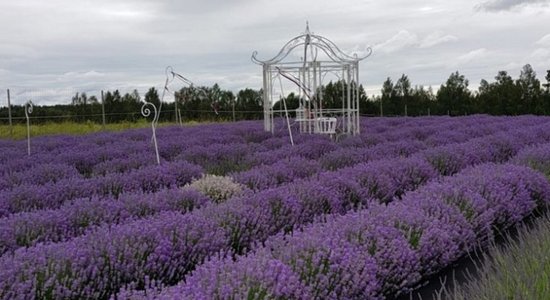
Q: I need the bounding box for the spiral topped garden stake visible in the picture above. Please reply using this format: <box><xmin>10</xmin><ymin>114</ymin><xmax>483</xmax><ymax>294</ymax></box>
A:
<box><xmin>25</xmin><ymin>100</ymin><xmax>33</xmax><ymax>156</ymax></box>
<box><xmin>141</xmin><ymin>101</ymin><xmax>160</xmax><ymax>165</ymax></box>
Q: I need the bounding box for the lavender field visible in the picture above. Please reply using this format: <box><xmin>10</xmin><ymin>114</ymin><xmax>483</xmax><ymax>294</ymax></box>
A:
<box><xmin>1</xmin><ymin>116</ymin><xmax>550</xmax><ymax>299</ymax></box>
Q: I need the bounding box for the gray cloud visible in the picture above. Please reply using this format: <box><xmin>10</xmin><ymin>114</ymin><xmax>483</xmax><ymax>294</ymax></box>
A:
<box><xmin>477</xmin><ymin>0</ymin><xmax>549</xmax><ymax>11</ymax></box>
<box><xmin>1</xmin><ymin>0</ymin><xmax>550</xmax><ymax>105</ymax></box>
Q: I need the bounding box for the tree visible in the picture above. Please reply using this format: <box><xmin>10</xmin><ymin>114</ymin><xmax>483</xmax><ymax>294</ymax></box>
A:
<box><xmin>542</xmin><ymin>70</ymin><xmax>550</xmax><ymax>94</ymax></box>
<box><xmin>321</xmin><ymin>81</ymin><xmax>344</xmax><ymax>109</ymax></box>
<box><xmin>122</xmin><ymin>90</ymin><xmax>140</xmax><ymax>105</ymax></box>
<box><xmin>410</xmin><ymin>85</ymin><xmax>435</xmax><ymax>116</ymax></box>
<box><xmin>395</xmin><ymin>74</ymin><xmax>412</xmax><ymax>116</ymax></box>
<box><xmin>544</xmin><ymin>70</ymin><xmax>550</xmax><ymax>114</ymax></box>
<box><xmin>380</xmin><ymin>77</ymin><xmax>396</xmax><ymax>116</ymax></box>
<box><xmin>71</xmin><ymin>92</ymin><xmax>88</xmax><ymax>105</ymax></box>
<box><xmin>88</xmin><ymin>95</ymin><xmax>98</xmax><ymax>104</ymax></box>
<box><xmin>236</xmin><ymin>88</ymin><xmax>263</xmax><ymax>119</ymax></box>
<box><xmin>516</xmin><ymin>64</ymin><xmax>541</xmax><ymax>114</ymax></box>
<box><xmin>495</xmin><ymin>71</ymin><xmax>521</xmax><ymax>115</ymax></box>
<box><xmin>436</xmin><ymin>71</ymin><xmax>471</xmax><ymax>115</ymax></box>
<box><xmin>477</xmin><ymin>71</ymin><xmax>521</xmax><ymax>115</ymax></box>
<box><xmin>144</xmin><ymin>87</ymin><xmax>161</xmax><ymax>108</ymax></box>
<box><xmin>273</xmin><ymin>92</ymin><xmax>301</xmax><ymax>116</ymax></box>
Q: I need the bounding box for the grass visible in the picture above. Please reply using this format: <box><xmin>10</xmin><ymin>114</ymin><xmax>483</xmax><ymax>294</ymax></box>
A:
<box><xmin>0</xmin><ymin>121</ymin><xmax>201</xmax><ymax>140</ymax></box>
<box><xmin>434</xmin><ymin>211</ymin><xmax>550</xmax><ymax>300</ymax></box>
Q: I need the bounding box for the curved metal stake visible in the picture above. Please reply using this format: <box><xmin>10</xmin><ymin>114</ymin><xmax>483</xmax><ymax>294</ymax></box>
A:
<box><xmin>156</xmin><ymin>66</ymin><xmax>176</xmax><ymax>127</ymax></box>
<box><xmin>142</xmin><ymin>102</ymin><xmax>160</xmax><ymax>165</ymax></box>
<box><xmin>276</xmin><ymin>74</ymin><xmax>294</xmax><ymax>146</ymax></box>
<box><xmin>156</xmin><ymin>66</ymin><xmax>212</xmax><ymax>127</ymax></box>
<box><xmin>25</xmin><ymin>100</ymin><xmax>33</xmax><ymax>156</ymax></box>
<box><xmin>282</xmin><ymin>96</ymin><xmax>294</xmax><ymax>146</ymax></box>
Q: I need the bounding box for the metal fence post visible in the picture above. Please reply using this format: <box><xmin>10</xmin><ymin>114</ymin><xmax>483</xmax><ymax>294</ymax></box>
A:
<box><xmin>101</xmin><ymin>90</ymin><xmax>106</xmax><ymax>130</ymax></box>
<box><xmin>7</xmin><ymin>89</ymin><xmax>12</xmax><ymax>137</ymax></box>
<box><xmin>174</xmin><ymin>92</ymin><xmax>179</xmax><ymax>124</ymax></box>
<box><xmin>232</xmin><ymin>100</ymin><xmax>236</xmax><ymax>122</ymax></box>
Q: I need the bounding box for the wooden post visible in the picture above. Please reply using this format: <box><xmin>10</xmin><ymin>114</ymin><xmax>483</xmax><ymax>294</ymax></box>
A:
<box><xmin>232</xmin><ymin>100</ymin><xmax>236</xmax><ymax>122</ymax></box>
<box><xmin>7</xmin><ymin>89</ymin><xmax>12</xmax><ymax>137</ymax></box>
<box><xmin>174</xmin><ymin>92</ymin><xmax>179</xmax><ymax>124</ymax></box>
<box><xmin>101</xmin><ymin>90</ymin><xmax>106</xmax><ymax>130</ymax></box>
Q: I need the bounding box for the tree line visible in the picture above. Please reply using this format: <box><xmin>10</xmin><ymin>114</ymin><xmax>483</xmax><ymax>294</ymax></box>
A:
<box><xmin>370</xmin><ymin>64</ymin><xmax>550</xmax><ymax>116</ymax></box>
<box><xmin>0</xmin><ymin>85</ymin><xmax>264</xmax><ymax>124</ymax></box>
<box><xmin>1</xmin><ymin>64</ymin><xmax>549</xmax><ymax>124</ymax></box>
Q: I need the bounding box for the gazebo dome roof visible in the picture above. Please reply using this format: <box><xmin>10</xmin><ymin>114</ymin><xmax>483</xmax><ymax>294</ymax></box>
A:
<box><xmin>251</xmin><ymin>23</ymin><xmax>372</xmax><ymax>65</ymax></box>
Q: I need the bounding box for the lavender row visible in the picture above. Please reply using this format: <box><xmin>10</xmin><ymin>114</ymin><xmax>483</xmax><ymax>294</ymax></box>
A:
<box><xmin>233</xmin><ymin>121</ymin><xmax>550</xmax><ymax>192</ymax></box>
<box><xmin>232</xmin><ymin>156</ymin><xmax>323</xmax><ymax>191</ymax></box>
<box><xmin>0</xmin><ymin>188</ymin><xmax>211</xmax><ymax>256</ymax></box>
<box><xmin>0</xmin><ymin>174</ymin><xmax>248</xmax><ymax>257</ymax></box>
<box><xmin>0</xmin><ymin>121</ymin><xmax>499</xmax><ymax>211</ymax></box>
<box><xmin>512</xmin><ymin>141</ymin><xmax>550</xmax><ymax>178</ymax></box>
<box><xmin>1</xmin><ymin>139</ymin><xmax>151</xmax><ymax>176</ymax></box>
<box><xmin>1</xmin><ymin>119</ymin><xmax>546</xmax><ymax>299</ymax></box>
<box><xmin>152</xmin><ymin>163</ymin><xmax>550</xmax><ymax>300</ymax></box>
<box><xmin>0</xmin><ymin>115</ymin><xmax>525</xmax><ymax>176</ymax></box>
<box><xmin>2</xmin><ymin>118</ymin><xmax>548</xmax><ymax>253</ymax></box>
<box><xmin>0</xmin><ymin>134</ymin><xmax>448</xmax><ymax>254</ymax></box>
<box><xmin>0</xmin><ymin>131</ymin><xmax>477</xmax><ymax>256</ymax></box>
<box><xmin>415</xmin><ymin>122</ymin><xmax>550</xmax><ymax>176</ymax></box>
<box><xmin>0</xmin><ymin>149</ymin><xmax>429</xmax><ymax>259</ymax></box>
<box><xmin>0</xmin><ymin>156</ymin><xmax>438</xmax><ymax>300</ymax></box>
<box><xmin>0</xmin><ymin>163</ymin><xmax>82</xmax><ymax>191</ymax></box>
<box><xmin>115</xmin><ymin>128</ymin><xmax>550</xmax><ymax>298</ymax></box>
<box><xmin>0</xmin><ymin>160</ymin><xmax>203</xmax><ymax>217</ymax></box>
<box><xmin>0</xmin><ymin>115</ymin><xmax>534</xmax><ymax>190</ymax></box>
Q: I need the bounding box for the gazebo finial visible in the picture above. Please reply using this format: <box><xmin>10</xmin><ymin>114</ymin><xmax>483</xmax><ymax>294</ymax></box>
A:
<box><xmin>304</xmin><ymin>21</ymin><xmax>311</xmax><ymax>46</ymax></box>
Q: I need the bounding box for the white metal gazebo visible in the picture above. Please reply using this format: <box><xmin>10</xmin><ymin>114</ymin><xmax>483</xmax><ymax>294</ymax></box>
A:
<box><xmin>252</xmin><ymin>23</ymin><xmax>371</xmax><ymax>136</ymax></box>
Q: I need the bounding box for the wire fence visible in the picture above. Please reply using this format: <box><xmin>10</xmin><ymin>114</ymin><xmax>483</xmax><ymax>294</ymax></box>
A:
<box><xmin>0</xmin><ymin>109</ymin><xmax>265</xmax><ymax>121</ymax></box>
<box><xmin>0</xmin><ymin>87</ymin><xmax>266</xmax><ymax>129</ymax></box>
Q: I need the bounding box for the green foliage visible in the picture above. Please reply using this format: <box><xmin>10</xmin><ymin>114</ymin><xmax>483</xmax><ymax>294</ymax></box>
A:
<box><xmin>437</xmin><ymin>71</ymin><xmax>472</xmax><ymax>116</ymax></box>
<box><xmin>2</xmin><ymin>64</ymin><xmax>550</xmax><ymax>128</ymax></box>
<box><xmin>0</xmin><ymin>120</ymin><xmax>172</xmax><ymax>140</ymax></box>
<box><xmin>437</xmin><ymin>213</ymin><xmax>550</xmax><ymax>300</ymax></box>
<box><xmin>375</xmin><ymin>64</ymin><xmax>550</xmax><ymax>117</ymax></box>
<box><xmin>374</xmin><ymin>76</ymin><xmax>436</xmax><ymax>116</ymax></box>
<box><xmin>174</xmin><ymin>84</ymin><xmax>261</xmax><ymax>121</ymax></box>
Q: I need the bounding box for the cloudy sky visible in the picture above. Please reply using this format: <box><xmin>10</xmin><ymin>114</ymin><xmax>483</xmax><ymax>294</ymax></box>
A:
<box><xmin>1</xmin><ymin>0</ymin><xmax>549</xmax><ymax>105</ymax></box>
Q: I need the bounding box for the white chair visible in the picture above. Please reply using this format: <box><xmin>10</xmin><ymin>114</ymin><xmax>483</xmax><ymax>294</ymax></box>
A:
<box><xmin>315</xmin><ymin>117</ymin><xmax>337</xmax><ymax>135</ymax></box>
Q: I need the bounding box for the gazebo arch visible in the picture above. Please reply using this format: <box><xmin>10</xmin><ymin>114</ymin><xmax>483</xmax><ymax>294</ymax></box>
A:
<box><xmin>252</xmin><ymin>23</ymin><xmax>372</xmax><ymax>136</ymax></box>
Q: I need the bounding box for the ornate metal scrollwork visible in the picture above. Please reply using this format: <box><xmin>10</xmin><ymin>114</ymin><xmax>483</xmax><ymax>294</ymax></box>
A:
<box><xmin>252</xmin><ymin>24</ymin><xmax>372</xmax><ymax>66</ymax></box>
<box><xmin>141</xmin><ymin>101</ymin><xmax>160</xmax><ymax>165</ymax></box>
<box><xmin>25</xmin><ymin>100</ymin><xmax>33</xmax><ymax>156</ymax></box>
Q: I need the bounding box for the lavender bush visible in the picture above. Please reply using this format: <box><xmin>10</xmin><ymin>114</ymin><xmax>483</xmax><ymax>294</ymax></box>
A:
<box><xmin>186</xmin><ymin>174</ymin><xmax>246</xmax><ymax>203</ymax></box>
<box><xmin>0</xmin><ymin>116</ymin><xmax>550</xmax><ymax>299</ymax></box>
<box><xmin>158</xmin><ymin>162</ymin><xmax>550</xmax><ymax>299</ymax></box>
